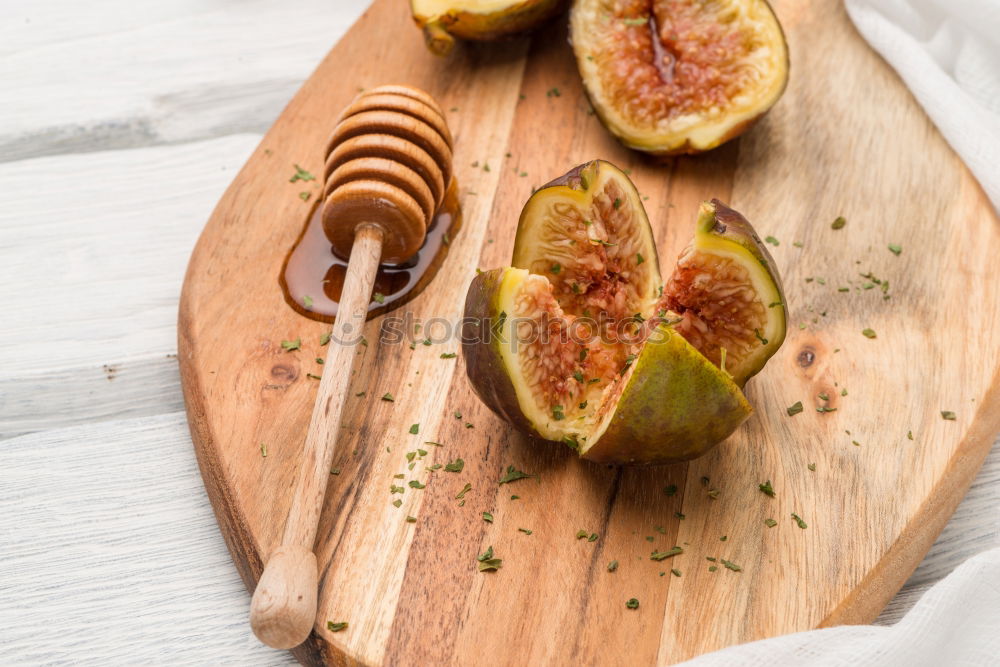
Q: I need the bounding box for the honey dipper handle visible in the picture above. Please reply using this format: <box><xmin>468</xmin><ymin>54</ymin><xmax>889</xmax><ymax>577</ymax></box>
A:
<box><xmin>250</xmin><ymin>223</ymin><xmax>384</xmax><ymax>649</ymax></box>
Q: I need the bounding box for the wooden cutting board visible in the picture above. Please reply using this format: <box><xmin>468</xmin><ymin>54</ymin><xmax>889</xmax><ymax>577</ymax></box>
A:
<box><xmin>178</xmin><ymin>0</ymin><xmax>1000</xmax><ymax>664</ymax></box>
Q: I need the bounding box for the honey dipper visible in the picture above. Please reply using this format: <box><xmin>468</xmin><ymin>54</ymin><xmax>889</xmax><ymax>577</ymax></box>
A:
<box><xmin>250</xmin><ymin>84</ymin><xmax>453</xmax><ymax>649</ymax></box>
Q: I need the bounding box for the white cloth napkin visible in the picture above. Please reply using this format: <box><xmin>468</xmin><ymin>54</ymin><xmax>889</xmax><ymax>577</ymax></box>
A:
<box><xmin>844</xmin><ymin>0</ymin><xmax>1000</xmax><ymax>210</ymax></box>
<box><xmin>676</xmin><ymin>547</ymin><xmax>1000</xmax><ymax>666</ymax></box>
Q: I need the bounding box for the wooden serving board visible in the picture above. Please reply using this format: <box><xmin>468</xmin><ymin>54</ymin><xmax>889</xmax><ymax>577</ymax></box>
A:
<box><xmin>178</xmin><ymin>1</ymin><xmax>1000</xmax><ymax>664</ymax></box>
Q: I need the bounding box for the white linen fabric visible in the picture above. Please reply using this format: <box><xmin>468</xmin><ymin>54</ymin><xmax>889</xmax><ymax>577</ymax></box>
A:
<box><xmin>677</xmin><ymin>547</ymin><xmax>1000</xmax><ymax>666</ymax></box>
<box><xmin>844</xmin><ymin>0</ymin><xmax>1000</xmax><ymax>210</ymax></box>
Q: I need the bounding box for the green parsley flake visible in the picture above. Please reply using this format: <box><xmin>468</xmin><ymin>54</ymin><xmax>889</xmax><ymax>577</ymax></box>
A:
<box><xmin>260</xmin><ymin>442</ymin><xmax>267</xmax><ymax>458</ymax></box>
<box><xmin>320</xmin><ymin>333</ymin><xmax>331</xmax><ymax>346</ymax></box>
<box><xmin>650</xmin><ymin>546</ymin><xmax>683</xmax><ymax>561</ymax></box>
<box><xmin>381</xmin><ymin>393</ymin><xmax>394</xmax><ymax>402</ymax></box>
<box><xmin>787</xmin><ymin>401</ymin><xmax>804</xmax><ymax>416</ymax></box>
<box><xmin>281</xmin><ymin>338</ymin><xmax>301</xmax><ymax>351</ymax></box>
<box><xmin>406</xmin><ymin>515</ymin><xmax>417</xmax><ymax>523</ymax></box>
<box><xmin>721</xmin><ymin>559</ymin><xmax>742</xmax><ymax>572</ymax></box>
<box><xmin>576</xmin><ymin>530</ymin><xmax>588</xmax><ymax>539</ymax></box>
<box><xmin>409</xmin><ymin>423</ymin><xmax>419</xmax><ymax>434</ymax></box>
<box><xmin>636</xmin><ymin>253</ymin><xmax>645</xmax><ymax>265</ymax></box>
<box><xmin>302</xmin><ymin>295</ymin><xmax>314</xmax><ymax>309</ymax></box>
<box><xmin>483</xmin><ymin>511</ymin><xmax>493</xmax><ymax>523</ymax></box>
<box><xmin>392</xmin><ymin>499</ymin><xmax>402</xmax><ymax>508</ymax></box>
<box><xmin>759</xmin><ymin>480</ymin><xmax>775</xmax><ymax>497</ymax></box>
<box><xmin>546</xmin><ymin>87</ymin><xmax>561</xmax><ymax>98</ymax></box>
<box><xmin>552</xmin><ymin>405</ymin><xmax>565</xmax><ymax>421</ymax></box>
<box><xmin>550</xmin><ymin>263</ymin><xmax>561</xmax><ymax>274</ymax></box>
<box><xmin>306</xmin><ymin>373</ymin><xmax>321</xmax><ymax>380</ymax></box>
<box><xmin>588</xmin><ymin>533</ymin><xmax>598</xmax><ymax>542</ymax></box>
<box><xmin>664</xmin><ymin>484</ymin><xmax>678</xmax><ymax>496</ymax></box>
<box><xmin>888</xmin><ymin>243</ymin><xmax>902</xmax><ymax>256</ymax></box>
<box><xmin>518</xmin><ymin>528</ymin><xmax>533</xmax><ymax>535</ymax></box>
<box><xmin>440</xmin><ymin>352</ymin><xmax>457</xmax><ymax>359</ymax></box>
<box><xmin>622</xmin><ymin>16</ymin><xmax>648</xmax><ymax>26</ymax></box>
<box><xmin>620</xmin><ymin>354</ymin><xmax>637</xmax><ymax>375</ymax></box>
<box><xmin>765</xmin><ymin>235</ymin><xmax>779</xmax><ymax>246</ymax></box>
<box><xmin>765</xmin><ymin>518</ymin><xmax>778</xmax><ymax>527</ymax></box>
<box><xmin>327</xmin><ymin>621</ymin><xmax>348</xmax><ymax>632</ymax></box>
<box><xmin>754</xmin><ymin>328</ymin><xmax>768</xmax><ymax>345</ymax></box>
<box><xmin>477</xmin><ymin>546</ymin><xmax>502</xmax><ymax>572</ymax></box>
<box><xmin>671</xmin><ymin>569</ymin><xmax>682</xmax><ymax>577</ymax></box>
<box><xmin>408</xmin><ymin>480</ymin><xmax>425</xmax><ymax>489</ymax></box>
<box><xmin>862</xmin><ymin>328</ymin><xmax>877</xmax><ymax>339</ymax></box>
<box><xmin>831</xmin><ymin>216</ymin><xmax>846</xmax><ymax>230</ymax></box>
<box><xmin>941</xmin><ymin>411</ymin><xmax>957</xmax><ymax>420</ymax></box>
<box><xmin>792</xmin><ymin>513</ymin><xmax>808</xmax><ymax>529</ymax></box>
<box><xmin>608</xmin><ymin>560</ymin><xmax>619</xmax><ymax>572</ymax></box>
<box><xmin>290</xmin><ymin>164</ymin><xmax>316</xmax><ymax>183</ymax></box>
<box><xmin>372</xmin><ymin>292</ymin><xmax>385</xmax><ymax>304</ymax></box>
<box><xmin>499</xmin><ymin>465</ymin><xmax>533</xmax><ymax>485</ymax></box>
<box><xmin>455</xmin><ymin>483</ymin><xmax>472</xmax><ymax>500</ymax></box>
<box><xmin>626</xmin><ymin>598</ymin><xmax>639</xmax><ymax>609</ymax></box>
<box><xmin>445</xmin><ymin>458</ymin><xmax>465</xmax><ymax>473</ymax></box>
<box><xmin>808</xmin><ymin>463</ymin><xmax>816</xmax><ymax>471</ymax></box>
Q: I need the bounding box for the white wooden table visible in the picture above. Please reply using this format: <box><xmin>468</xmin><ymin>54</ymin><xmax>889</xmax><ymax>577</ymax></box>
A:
<box><xmin>2</xmin><ymin>1</ymin><xmax>997</xmax><ymax>664</ymax></box>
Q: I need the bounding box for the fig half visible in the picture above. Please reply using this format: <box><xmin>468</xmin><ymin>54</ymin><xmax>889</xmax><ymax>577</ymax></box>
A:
<box><xmin>411</xmin><ymin>0</ymin><xmax>566</xmax><ymax>56</ymax></box>
<box><xmin>570</xmin><ymin>0</ymin><xmax>789</xmax><ymax>155</ymax></box>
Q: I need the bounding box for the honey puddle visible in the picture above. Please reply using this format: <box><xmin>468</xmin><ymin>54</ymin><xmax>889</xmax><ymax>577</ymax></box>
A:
<box><xmin>281</xmin><ymin>181</ymin><xmax>461</xmax><ymax>323</ymax></box>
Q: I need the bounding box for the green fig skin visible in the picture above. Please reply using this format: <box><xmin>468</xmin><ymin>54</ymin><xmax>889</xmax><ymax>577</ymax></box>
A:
<box><xmin>582</xmin><ymin>325</ymin><xmax>752</xmax><ymax>465</ymax></box>
<box><xmin>461</xmin><ymin>269</ymin><xmax>547</xmax><ymax>440</ymax></box>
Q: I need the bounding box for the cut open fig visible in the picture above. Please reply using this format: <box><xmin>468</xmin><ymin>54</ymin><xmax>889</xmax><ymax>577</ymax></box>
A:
<box><xmin>463</xmin><ymin>268</ymin><xmax>752</xmax><ymax>463</ymax></box>
<box><xmin>462</xmin><ymin>161</ymin><xmax>786</xmax><ymax>464</ymax></box>
<box><xmin>411</xmin><ymin>0</ymin><xmax>566</xmax><ymax>56</ymax></box>
<box><xmin>570</xmin><ymin>0</ymin><xmax>789</xmax><ymax>155</ymax></box>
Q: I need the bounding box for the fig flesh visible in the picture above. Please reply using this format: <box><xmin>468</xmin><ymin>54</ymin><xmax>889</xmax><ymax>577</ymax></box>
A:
<box><xmin>411</xmin><ymin>0</ymin><xmax>566</xmax><ymax>56</ymax></box>
<box><xmin>570</xmin><ymin>0</ymin><xmax>789</xmax><ymax>155</ymax></box>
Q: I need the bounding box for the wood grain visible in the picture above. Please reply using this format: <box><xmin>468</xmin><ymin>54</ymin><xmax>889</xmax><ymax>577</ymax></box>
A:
<box><xmin>178</xmin><ymin>0</ymin><xmax>1000</xmax><ymax>665</ymax></box>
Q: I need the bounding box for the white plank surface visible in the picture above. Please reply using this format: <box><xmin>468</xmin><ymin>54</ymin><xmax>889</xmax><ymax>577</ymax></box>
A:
<box><xmin>0</xmin><ymin>0</ymin><xmax>997</xmax><ymax>663</ymax></box>
<box><xmin>1</xmin><ymin>412</ymin><xmax>295</xmax><ymax>666</ymax></box>
<box><xmin>0</xmin><ymin>0</ymin><xmax>367</xmax><ymax>161</ymax></box>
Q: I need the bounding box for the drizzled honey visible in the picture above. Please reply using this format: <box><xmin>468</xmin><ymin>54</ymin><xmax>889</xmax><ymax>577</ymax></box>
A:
<box><xmin>280</xmin><ymin>181</ymin><xmax>461</xmax><ymax>322</ymax></box>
